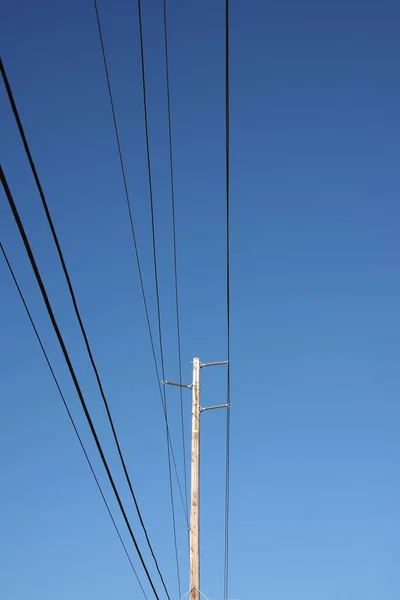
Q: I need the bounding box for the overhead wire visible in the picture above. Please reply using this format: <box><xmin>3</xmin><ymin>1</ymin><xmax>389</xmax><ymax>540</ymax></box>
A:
<box><xmin>224</xmin><ymin>0</ymin><xmax>231</xmax><ymax>598</ymax></box>
<box><xmin>92</xmin><ymin>1</ymin><xmax>189</xmax><ymax>532</ymax></box>
<box><xmin>0</xmin><ymin>56</ymin><xmax>170</xmax><ymax>600</ymax></box>
<box><xmin>0</xmin><ymin>165</ymin><xmax>164</xmax><ymax>600</ymax></box>
<box><xmin>136</xmin><ymin>0</ymin><xmax>182</xmax><ymax>594</ymax></box>
<box><xmin>162</xmin><ymin>0</ymin><xmax>189</xmax><ymax>522</ymax></box>
<box><xmin>3</xmin><ymin>0</ymin><xmax>232</xmax><ymax>593</ymax></box>
<box><xmin>0</xmin><ymin>242</ymin><xmax>149</xmax><ymax>600</ymax></box>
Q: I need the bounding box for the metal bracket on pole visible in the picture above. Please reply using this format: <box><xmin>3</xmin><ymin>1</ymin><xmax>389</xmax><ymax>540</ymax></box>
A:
<box><xmin>162</xmin><ymin>380</ymin><xmax>192</xmax><ymax>390</ymax></box>
<box><xmin>201</xmin><ymin>360</ymin><xmax>230</xmax><ymax>368</ymax></box>
<box><xmin>200</xmin><ymin>403</ymin><xmax>231</xmax><ymax>413</ymax></box>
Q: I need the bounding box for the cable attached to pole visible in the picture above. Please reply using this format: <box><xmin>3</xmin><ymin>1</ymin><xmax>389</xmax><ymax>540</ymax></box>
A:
<box><xmin>162</xmin><ymin>0</ymin><xmax>189</xmax><ymax>523</ymax></box>
<box><xmin>224</xmin><ymin>0</ymin><xmax>231</xmax><ymax>598</ymax></box>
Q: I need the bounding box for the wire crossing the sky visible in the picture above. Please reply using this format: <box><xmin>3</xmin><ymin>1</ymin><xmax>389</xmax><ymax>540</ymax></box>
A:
<box><xmin>162</xmin><ymin>0</ymin><xmax>190</xmax><ymax>524</ymax></box>
<box><xmin>136</xmin><ymin>0</ymin><xmax>182</xmax><ymax>594</ymax></box>
<box><xmin>224</xmin><ymin>0</ymin><xmax>231</xmax><ymax>598</ymax></box>
<box><xmin>0</xmin><ymin>166</ymin><xmax>166</xmax><ymax>600</ymax></box>
<box><xmin>0</xmin><ymin>55</ymin><xmax>170</xmax><ymax>600</ymax></box>
<box><xmin>92</xmin><ymin>2</ymin><xmax>189</xmax><ymax>534</ymax></box>
<box><xmin>2</xmin><ymin>2</ymin><xmax>234</xmax><ymax>596</ymax></box>
<box><xmin>0</xmin><ymin>242</ymin><xmax>149</xmax><ymax>600</ymax></box>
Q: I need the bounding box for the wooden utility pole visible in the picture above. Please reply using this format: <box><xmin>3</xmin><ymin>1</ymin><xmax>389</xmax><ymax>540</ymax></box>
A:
<box><xmin>190</xmin><ymin>357</ymin><xmax>201</xmax><ymax>600</ymax></box>
<box><xmin>163</xmin><ymin>358</ymin><xmax>229</xmax><ymax>600</ymax></box>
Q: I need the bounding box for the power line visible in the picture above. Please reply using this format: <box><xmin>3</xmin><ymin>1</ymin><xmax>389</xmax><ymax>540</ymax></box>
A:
<box><xmin>136</xmin><ymin>0</ymin><xmax>182</xmax><ymax>595</ymax></box>
<box><xmin>92</xmin><ymin>1</ymin><xmax>189</xmax><ymax>531</ymax></box>
<box><xmin>224</xmin><ymin>0</ymin><xmax>231</xmax><ymax>599</ymax></box>
<box><xmin>0</xmin><ymin>242</ymin><xmax>149</xmax><ymax>600</ymax></box>
<box><xmin>162</xmin><ymin>0</ymin><xmax>189</xmax><ymax>521</ymax></box>
<box><xmin>0</xmin><ymin>166</ymin><xmax>165</xmax><ymax>600</ymax></box>
<box><xmin>0</xmin><ymin>55</ymin><xmax>170</xmax><ymax>599</ymax></box>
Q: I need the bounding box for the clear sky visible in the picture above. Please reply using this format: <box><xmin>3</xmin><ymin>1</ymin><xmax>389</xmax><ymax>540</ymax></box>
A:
<box><xmin>1</xmin><ymin>1</ymin><xmax>400</xmax><ymax>599</ymax></box>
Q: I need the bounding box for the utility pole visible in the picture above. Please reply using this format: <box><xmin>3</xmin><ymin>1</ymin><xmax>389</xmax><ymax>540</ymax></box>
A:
<box><xmin>190</xmin><ymin>357</ymin><xmax>201</xmax><ymax>600</ymax></box>
<box><xmin>163</xmin><ymin>358</ymin><xmax>229</xmax><ymax>600</ymax></box>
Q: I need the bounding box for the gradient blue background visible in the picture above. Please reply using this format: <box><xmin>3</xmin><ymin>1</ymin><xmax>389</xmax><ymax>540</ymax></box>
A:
<box><xmin>1</xmin><ymin>1</ymin><xmax>400</xmax><ymax>599</ymax></box>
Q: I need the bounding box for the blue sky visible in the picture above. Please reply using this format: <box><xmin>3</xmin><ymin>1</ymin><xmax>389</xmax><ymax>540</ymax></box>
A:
<box><xmin>1</xmin><ymin>0</ymin><xmax>400</xmax><ymax>599</ymax></box>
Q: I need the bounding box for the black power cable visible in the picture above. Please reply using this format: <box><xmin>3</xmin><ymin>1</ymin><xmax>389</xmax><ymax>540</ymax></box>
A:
<box><xmin>0</xmin><ymin>56</ymin><xmax>170</xmax><ymax>600</ymax></box>
<box><xmin>0</xmin><ymin>166</ymin><xmax>163</xmax><ymax>600</ymax></box>
<box><xmin>0</xmin><ymin>242</ymin><xmax>149</xmax><ymax>600</ymax></box>
<box><xmin>162</xmin><ymin>0</ymin><xmax>189</xmax><ymax>521</ymax></box>
<box><xmin>224</xmin><ymin>1</ymin><xmax>231</xmax><ymax>599</ymax></box>
<box><xmin>136</xmin><ymin>0</ymin><xmax>182</xmax><ymax>594</ymax></box>
<box><xmin>92</xmin><ymin>2</ymin><xmax>189</xmax><ymax>531</ymax></box>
